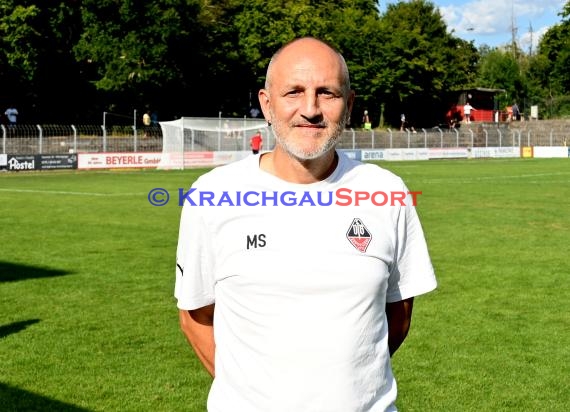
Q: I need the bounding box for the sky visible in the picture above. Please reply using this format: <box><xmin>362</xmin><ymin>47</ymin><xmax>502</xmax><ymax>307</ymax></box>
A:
<box><xmin>381</xmin><ymin>0</ymin><xmax>567</xmax><ymax>52</ymax></box>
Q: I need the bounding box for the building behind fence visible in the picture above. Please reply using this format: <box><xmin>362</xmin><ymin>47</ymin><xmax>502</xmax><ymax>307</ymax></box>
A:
<box><xmin>2</xmin><ymin>120</ymin><xmax>569</xmax><ymax>156</ymax></box>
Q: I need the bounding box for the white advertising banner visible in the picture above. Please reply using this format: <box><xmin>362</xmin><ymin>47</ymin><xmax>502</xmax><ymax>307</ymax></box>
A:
<box><xmin>471</xmin><ymin>147</ymin><xmax>520</xmax><ymax>158</ymax></box>
<box><xmin>79</xmin><ymin>151</ymin><xmax>254</xmax><ymax>170</ymax></box>
<box><xmin>428</xmin><ymin>147</ymin><xmax>469</xmax><ymax>159</ymax></box>
<box><xmin>405</xmin><ymin>148</ymin><xmax>429</xmax><ymax>160</ymax></box>
<box><xmin>78</xmin><ymin>153</ymin><xmax>162</xmax><ymax>169</ymax></box>
<box><xmin>364</xmin><ymin>148</ymin><xmax>429</xmax><ymax>161</ymax></box>
<box><xmin>533</xmin><ymin>146</ymin><xmax>569</xmax><ymax>158</ymax></box>
<box><xmin>361</xmin><ymin>150</ymin><xmax>386</xmax><ymax>161</ymax></box>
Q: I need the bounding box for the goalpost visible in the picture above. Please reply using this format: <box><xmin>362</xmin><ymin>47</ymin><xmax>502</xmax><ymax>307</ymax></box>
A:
<box><xmin>157</xmin><ymin>117</ymin><xmax>272</xmax><ymax>170</ymax></box>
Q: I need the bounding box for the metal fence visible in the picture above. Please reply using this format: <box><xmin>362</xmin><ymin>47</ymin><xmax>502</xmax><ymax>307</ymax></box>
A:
<box><xmin>1</xmin><ymin>124</ymin><xmax>163</xmax><ymax>155</ymax></box>
<box><xmin>2</xmin><ymin>122</ymin><xmax>569</xmax><ymax>155</ymax></box>
<box><xmin>336</xmin><ymin>125</ymin><xmax>569</xmax><ymax>149</ymax></box>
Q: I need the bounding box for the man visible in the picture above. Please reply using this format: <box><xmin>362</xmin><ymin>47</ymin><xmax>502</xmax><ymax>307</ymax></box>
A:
<box><xmin>363</xmin><ymin>110</ymin><xmax>371</xmax><ymax>130</ymax></box>
<box><xmin>142</xmin><ymin>111</ymin><xmax>151</xmax><ymax>137</ymax></box>
<box><xmin>4</xmin><ymin>106</ymin><xmax>18</xmax><ymax>126</ymax></box>
<box><xmin>463</xmin><ymin>102</ymin><xmax>475</xmax><ymax>124</ymax></box>
<box><xmin>250</xmin><ymin>130</ymin><xmax>263</xmax><ymax>154</ymax></box>
<box><xmin>175</xmin><ymin>37</ymin><xmax>437</xmax><ymax>411</ymax></box>
<box><xmin>143</xmin><ymin>111</ymin><xmax>151</xmax><ymax>127</ymax></box>
<box><xmin>511</xmin><ymin>102</ymin><xmax>520</xmax><ymax>121</ymax></box>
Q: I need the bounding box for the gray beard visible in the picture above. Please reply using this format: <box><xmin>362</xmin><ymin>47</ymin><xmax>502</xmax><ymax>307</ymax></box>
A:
<box><xmin>271</xmin><ymin>115</ymin><xmax>347</xmax><ymax>161</ymax></box>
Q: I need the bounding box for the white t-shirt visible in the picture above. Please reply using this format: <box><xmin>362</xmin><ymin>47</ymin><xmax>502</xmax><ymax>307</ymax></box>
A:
<box><xmin>175</xmin><ymin>152</ymin><xmax>437</xmax><ymax>412</ymax></box>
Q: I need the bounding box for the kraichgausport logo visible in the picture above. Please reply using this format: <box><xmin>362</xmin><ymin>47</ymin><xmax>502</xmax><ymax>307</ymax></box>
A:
<box><xmin>346</xmin><ymin>218</ymin><xmax>372</xmax><ymax>253</ymax></box>
<box><xmin>147</xmin><ymin>188</ymin><xmax>422</xmax><ymax>207</ymax></box>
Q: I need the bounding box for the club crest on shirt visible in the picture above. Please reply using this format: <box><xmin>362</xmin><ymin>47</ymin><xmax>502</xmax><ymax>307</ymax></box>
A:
<box><xmin>346</xmin><ymin>218</ymin><xmax>372</xmax><ymax>253</ymax></box>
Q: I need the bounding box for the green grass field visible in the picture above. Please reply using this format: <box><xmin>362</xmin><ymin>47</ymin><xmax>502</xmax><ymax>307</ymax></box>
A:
<box><xmin>1</xmin><ymin>158</ymin><xmax>569</xmax><ymax>411</ymax></box>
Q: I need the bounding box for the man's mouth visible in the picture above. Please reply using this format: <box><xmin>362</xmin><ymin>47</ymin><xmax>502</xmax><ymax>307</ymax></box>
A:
<box><xmin>294</xmin><ymin>123</ymin><xmax>326</xmax><ymax>128</ymax></box>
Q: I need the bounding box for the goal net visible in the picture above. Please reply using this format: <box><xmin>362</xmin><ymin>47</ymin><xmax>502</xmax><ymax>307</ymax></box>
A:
<box><xmin>157</xmin><ymin>117</ymin><xmax>272</xmax><ymax>169</ymax></box>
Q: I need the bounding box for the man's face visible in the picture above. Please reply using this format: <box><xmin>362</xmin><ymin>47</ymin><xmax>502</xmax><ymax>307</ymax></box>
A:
<box><xmin>259</xmin><ymin>39</ymin><xmax>354</xmax><ymax>160</ymax></box>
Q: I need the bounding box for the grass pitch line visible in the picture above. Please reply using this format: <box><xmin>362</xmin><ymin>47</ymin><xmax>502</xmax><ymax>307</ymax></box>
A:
<box><xmin>417</xmin><ymin>171</ymin><xmax>570</xmax><ymax>183</ymax></box>
<box><xmin>0</xmin><ymin>188</ymin><xmax>145</xmax><ymax>197</ymax></box>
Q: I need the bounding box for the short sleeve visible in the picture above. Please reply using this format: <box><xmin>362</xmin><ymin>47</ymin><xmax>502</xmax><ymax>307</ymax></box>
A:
<box><xmin>386</xmin><ymin>186</ymin><xmax>437</xmax><ymax>303</ymax></box>
<box><xmin>174</xmin><ymin>185</ymin><xmax>216</xmax><ymax>310</ymax></box>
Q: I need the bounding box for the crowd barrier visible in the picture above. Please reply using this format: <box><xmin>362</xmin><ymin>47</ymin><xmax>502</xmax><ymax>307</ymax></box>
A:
<box><xmin>2</xmin><ymin>120</ymin><xmax>569</xmax><ymax>171</ymax></box>
<box><xmin>1</xmin><ymin>146</ymin><xmax>568</xmax><ymax>171</ymax></box>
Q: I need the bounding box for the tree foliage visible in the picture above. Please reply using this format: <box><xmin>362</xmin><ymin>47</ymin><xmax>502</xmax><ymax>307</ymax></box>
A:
<box><xmin>371</xmin><ymin>0</ymin><xmax>478</xmax><ymax>126</ymax></box>
<box><xmin>74</xmin><ymin>0</ymin><xmax>210</xmax><ymax>118</ymax></box>
<box><xmin>476</xmin><ymin>49</ymin><xmax>521</xmax><ymax>107</ymax></box>
<box><xmin>0</xmin><ymin>1</ymin><xmax>87</xmax><ymax>122</ymax></box>
<box><xmin>228</xmin><ymin>0</ymin><xmax>382</xmax><ymax>119</ymax></box>
<box><xmin>1</xmin><ymin>0</ymin><xmax>568</xmax><ymax>124</ymax></box>
<box><xmin>528</xmin><ymin>0</ymin><xmax>570</xmax><ymax>117</ymax></box>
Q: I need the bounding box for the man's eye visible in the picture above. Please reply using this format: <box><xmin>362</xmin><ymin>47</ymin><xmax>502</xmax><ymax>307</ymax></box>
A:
<box><xmin>286</xmin><ymin>90</ymin><xmax>301</xmax><ymax>96</ymax></box>
<box><xmin>319</xmin><ymin>90</ymin><xmax>336</xmax><ymax>97</ymax></box>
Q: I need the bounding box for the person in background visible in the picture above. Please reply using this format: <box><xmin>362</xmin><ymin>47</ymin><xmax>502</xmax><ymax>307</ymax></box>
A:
<box><xmin>142</xmin><ymin>111</ymin><xmax>151</xmax><ymax>137</ymax></box>
<box><xmin>400</xmin><ymin>113</ymin><xmax>416</xmax><ymax>133</ymax></box>
<box><xmin>363</xmin><ymin>109</ymin><xmax>372</xmax><ymax>130</ymax></box>
<box><xmin>250</xmin><ymin>107</ymin><xmax>261</xmax><ymax>118</ymax></box>
<box><xmin>249</xmin><ymin>130</ymin><xmax>263</xmax><ymax>154</ymax></box>
<box><xmin>5</xmin><ymin>106</ymin><xmax>18</xmax><ymax>126</ymax></box>
<box><xmin>512</xmin><ymin>102</ymin><xmax>520</xmax><ymax>121</ymax></box>
<box><xmin>463</xmin><ymin>102</ymin><xmax>475</xmax><ymax>124</ymax></box>
<box><xmin>175</xmin><ymin>37</ymin><xmax>437</xmax><ymax>412</ymax></box>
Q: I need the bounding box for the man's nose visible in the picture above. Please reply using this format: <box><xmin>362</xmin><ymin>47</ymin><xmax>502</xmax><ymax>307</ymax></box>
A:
<box><xmin>301</xmin><ymin>93</ymin><xmax>322</xmax><ymax>120</ymax></box>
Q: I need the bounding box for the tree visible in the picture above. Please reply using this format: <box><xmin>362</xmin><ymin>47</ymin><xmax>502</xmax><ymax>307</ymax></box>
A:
<box><xmin>329</xmin><ymin>3</ymin><xmax>387</xmax><ymax>126</ymax></box>
<box><xmin>476</xmin><ymin>49</ymin><xmax>522</xmax><ymax>109</ymax></box>
<box><xmin>531</xmin><ymin>2</ymin><xmax>570</xmax><ymax>117</ymax></box>
<box><xmin>369</xmin><ymin>0</ymin><xmax>478</xmax><ymax>127</ymax></box>
<box><xmin>228</xmin><ymin>0</ymin><xmax>382</xmax><ymax>119</ymax></box>
<box><xmin>0</xmin><ymin>1</ymin><xmax>90</xmax><ymax>123</ymax></box>
<box><xmin>74</xmin><ymin>0</ymin><xmax>213</xmax><ymax>119</ymax></box>
<box><xmin>0</xmin><ymin>0</ymin><xmax>485</xmax><ymax>124</ymax></box>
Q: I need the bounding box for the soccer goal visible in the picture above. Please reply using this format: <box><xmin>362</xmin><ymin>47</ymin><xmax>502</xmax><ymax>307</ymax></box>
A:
<box><xmin>157</xmin><ymin>117</ymin><xmax>272</xmax><ymax>169</ymax></box>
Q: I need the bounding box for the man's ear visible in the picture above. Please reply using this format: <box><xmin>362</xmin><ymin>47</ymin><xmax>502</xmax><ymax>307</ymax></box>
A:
<box><xmin>346</xmin><ymin>90</ymin><xmax>356</xmax><ymax>122</ymax></box>
<box><xmin>258</xmin><ymin>89</ymin><xmax>271</xmax><ymax>124</ymax></box>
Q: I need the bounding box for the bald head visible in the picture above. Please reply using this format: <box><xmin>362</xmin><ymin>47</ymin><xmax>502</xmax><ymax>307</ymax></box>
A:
<box><xmin>264</xmin><ymin>37</ymin><xmax>351</xmax><ymax>97</ymax></box>
<box><xmin>257</xmin><ymin>37</ymin><xmax>355</xmax><ymax>163</ymax></box>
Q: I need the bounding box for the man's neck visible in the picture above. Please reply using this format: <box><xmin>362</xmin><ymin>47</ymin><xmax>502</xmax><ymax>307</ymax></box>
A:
<box><xmin>260</xmin><ymin>148</ymin><xmax>338</xmax><ymax>184</ymax></box>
